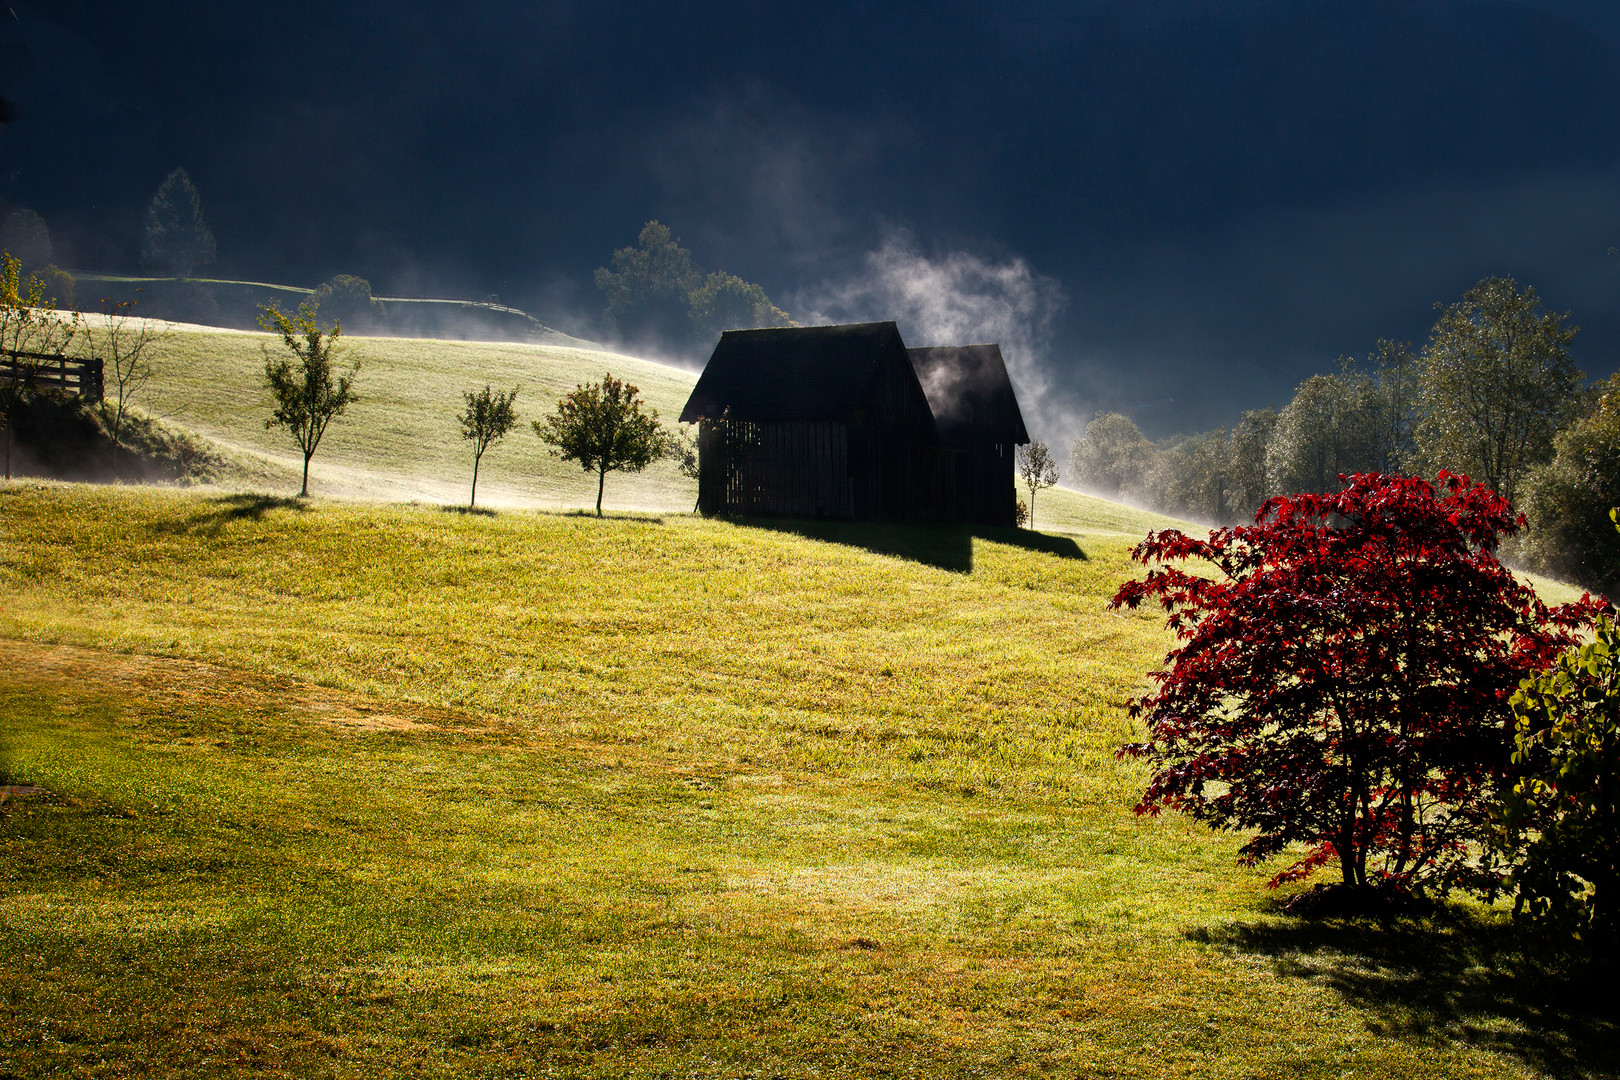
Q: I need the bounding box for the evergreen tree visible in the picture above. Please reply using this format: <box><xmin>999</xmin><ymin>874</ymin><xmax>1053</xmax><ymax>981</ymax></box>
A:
<box><xmin>141</xmin><ymin>168</ymin><xmax>218</xmax><ymax>277</ymax></box>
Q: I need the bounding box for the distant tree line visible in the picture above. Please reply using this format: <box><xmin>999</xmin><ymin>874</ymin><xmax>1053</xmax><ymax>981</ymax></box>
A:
<box><xmin>595</xmin><ymin>221</ymin><xmax>794</xmax><ymax>352</ymax></box>
<box><xmin>1072</xmin><ymin>276</ymin><xmax>1618</xmax><ymax>596</ymax></box>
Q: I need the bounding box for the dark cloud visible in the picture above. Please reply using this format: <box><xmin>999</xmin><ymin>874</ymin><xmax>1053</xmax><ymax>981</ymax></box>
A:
<box><xmin>4</xmin><ymin>0</ymin><xmax>1619</xmax><ymax>440</ymax></box>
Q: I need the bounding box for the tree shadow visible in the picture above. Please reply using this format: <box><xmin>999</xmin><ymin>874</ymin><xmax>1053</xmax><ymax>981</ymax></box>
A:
<box><xmin>735</xmin><ymin>518</ymin><xmax>1086</xmax><ymax>573</ymax></box>
<box><xmin>1188</xmin><ymin>912</ymin><xmax>1619</xmax><ymax>1075</ymax></box>
<box><xmin>561</xmin><ymin>509</ymin><xmax>667</xmax><ymax>524</ymax></box>
<box><xmin>440</xmin><ymin>505</ymin><xmax>497</xmax><ymax>517</ymax></box>
<box><xmin>148</xmin><ymin>493</ymin><xmax>308</xmax><ymax>536</ymax></box>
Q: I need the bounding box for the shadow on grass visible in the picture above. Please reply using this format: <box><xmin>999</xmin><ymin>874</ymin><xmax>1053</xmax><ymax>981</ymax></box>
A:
<box><xmin>150</xmin><ymin>493</ymin><xmax>309</xmax><ymax>536</ymax></box>
<box><xmin>208</xmin><ymin>493</ymin><xmax>309</xmax><ymax>520</ymax></box>
<box><xmin>1189</xmin><ymin>913</ymin><xmax>1619</xmax><ymax>1075</ymax></box>
<box><xmin>562</xmin><ymin>509</ymin><xmax>667</xmax><ymax>524</ymax></box>
<box><xmin>737</xmin><ymin>517</ymin><xmax>1087</xmax><ymax>573</ymax></box>
<box><xmin>440</xmin><ymin>505</ymin><xmax>497</xmax><ymax>517</ymax></box>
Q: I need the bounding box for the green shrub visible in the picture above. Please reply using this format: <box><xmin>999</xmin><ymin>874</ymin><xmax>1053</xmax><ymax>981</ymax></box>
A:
<box><xmin>36</xmin><ymin>264</ymin><xmax>75</xmax><ymax>310</ymax></box>
<box><xmin>1497</xmin><ymin>512</ymin><xmax>1620</xmax><ymax>961</ymax></box>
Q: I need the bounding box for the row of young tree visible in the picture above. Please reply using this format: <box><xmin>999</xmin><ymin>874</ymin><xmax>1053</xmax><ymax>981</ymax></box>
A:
<box><xmin>253</xmin><ymin>301</ymin><xmax>679</xmax><ymax>513</ymax></box>
<box><xmin>1072</xmin><ymin>276</ymin><xmax>1620</xmax><ymax>595</ymax></box>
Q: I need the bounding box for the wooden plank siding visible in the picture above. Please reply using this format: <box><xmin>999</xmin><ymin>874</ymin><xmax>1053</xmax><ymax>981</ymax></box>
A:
<box><xmin>683</xmin><ymin>322</ymin><xmax>1026</xmax><ymax>525</ymax></box>
<box><xmin>698</xmin><ymin>419</ymin><xmax>852</xmax><ymax>517</ymax></box>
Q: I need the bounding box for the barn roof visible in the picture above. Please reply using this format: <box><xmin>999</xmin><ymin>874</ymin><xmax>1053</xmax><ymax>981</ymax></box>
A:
<box><xmin>906</xmin><ymin>344</ymin><xmax>1030</xmax><ymax>446</ymax></box>
<box><xmin>679</xmin><ymin>321</ymin><xmax>911</xmax><ymax>423</ymax></box>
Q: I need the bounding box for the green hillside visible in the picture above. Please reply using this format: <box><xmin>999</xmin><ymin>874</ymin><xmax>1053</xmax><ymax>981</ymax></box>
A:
<box><xmin>92</xmin><ymin>323</ymin><xmax>702</xmax><ymax>508</ymax></box>
<box><xmin>2</xmin><ymin>483</ymin><xmax>1608</xmax><ymax>1078</ymax></box>
<box><xmin>66</xmin><ymin>319</ymin><xmax>1187</xmax><ymax>529</ymax></box>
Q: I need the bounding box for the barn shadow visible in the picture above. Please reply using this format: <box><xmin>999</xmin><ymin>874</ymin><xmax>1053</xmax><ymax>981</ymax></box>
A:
<box><xmin>736</xmin><ymin>517</ymin><xmax>1086</xmax><ymax>573</ymax></box>
<box><xmin>1187</xmin><ymin>914</ymin><xmax>1619</xmax><ymax>1075</ymax></box>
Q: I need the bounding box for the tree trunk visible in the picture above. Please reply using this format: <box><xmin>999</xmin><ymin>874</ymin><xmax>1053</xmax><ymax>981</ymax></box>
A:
<box><xmin>470</xmin><ymin>452</ymin><xmax>481</xmax><ymax>508</ymax></box>
<box><xmin>4</xmin><ymin>424</ymin><xmax>10</xmax><ymax>481</ymax></box>
<box><xmin>301</xmin><ymin>452</ymin><xmax>312</xmax><ymax>498</ymax></box>
<box><xmin>596</xmin><ymin>465</ymin><xmax>606</xmax><ymax>517</ymax></box>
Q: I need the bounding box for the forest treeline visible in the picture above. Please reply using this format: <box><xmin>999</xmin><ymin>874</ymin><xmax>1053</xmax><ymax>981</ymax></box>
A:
<box><xmin>1071</xmin><ymin>276</ymin><xmax>1620</xmax><ymax>596</ymax></box>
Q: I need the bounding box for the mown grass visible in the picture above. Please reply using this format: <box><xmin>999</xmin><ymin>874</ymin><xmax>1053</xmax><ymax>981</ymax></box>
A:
<box><xmin>2</xmin><ymin>483</ymin><xmax>1614</xmax><ymax>1078</ymax></box>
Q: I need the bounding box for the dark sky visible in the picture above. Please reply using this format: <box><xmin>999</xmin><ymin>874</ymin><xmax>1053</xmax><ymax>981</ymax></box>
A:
<box><xmin>4</xmin><ymin>0</ymin><xmax>1619</xmax><ymax>441</ymax></box>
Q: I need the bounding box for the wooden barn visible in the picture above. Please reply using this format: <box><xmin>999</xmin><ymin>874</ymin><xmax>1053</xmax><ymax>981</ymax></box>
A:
<box><xmin>679</xmin><ymin>321</ymin><xmax>1028</xmax><ymax>524</ymax></box>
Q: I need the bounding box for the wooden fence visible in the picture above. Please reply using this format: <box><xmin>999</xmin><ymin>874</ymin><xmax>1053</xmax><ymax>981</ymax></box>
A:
<box><xmin>0</xmin><ymin>352</ymin><xmax>104</xmax><ymax>402</ymax></box>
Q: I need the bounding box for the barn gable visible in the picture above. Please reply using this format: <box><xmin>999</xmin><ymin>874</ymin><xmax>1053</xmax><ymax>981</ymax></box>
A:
<box><xmin>906</xmin><ymin>344</ymin><xmax>1030</xmax><ymax>447</ymax></box>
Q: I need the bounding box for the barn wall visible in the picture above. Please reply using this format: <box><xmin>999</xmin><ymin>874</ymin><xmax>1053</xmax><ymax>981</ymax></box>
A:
<box><xmin>847</xmin><ymin>345</ymin><xmax>941</xmax><ymax>520</ymax></box>
<box><xmin>698</xmin><ymin>419</ymin><xmax>852</xmax><ymax>517</ymax></box>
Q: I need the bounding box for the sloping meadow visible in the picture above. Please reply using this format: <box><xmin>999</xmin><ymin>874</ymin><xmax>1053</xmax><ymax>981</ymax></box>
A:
<box><xmin>81</xmin><ymin>323</ymin><xmax>704</xmax><ymax>507</ymax></box>
<box><xmin>1</xmin><ymin>484</ymin><xmax>1613</xmax><ymax>1078</ymax></box>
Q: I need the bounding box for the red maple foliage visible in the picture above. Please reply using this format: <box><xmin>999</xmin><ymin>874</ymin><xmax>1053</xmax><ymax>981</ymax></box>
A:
<box><xmin>1110</xmin><ymin>471</ymin><xmax>1609</xmax><ymax>892</ymax></box>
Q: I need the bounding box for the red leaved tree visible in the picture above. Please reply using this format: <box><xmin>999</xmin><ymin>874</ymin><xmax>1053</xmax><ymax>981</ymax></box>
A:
<box><xmin>1110</xmin><ymin>471</ymin><xmax>1606</xmax><ymax>894</ymax></box>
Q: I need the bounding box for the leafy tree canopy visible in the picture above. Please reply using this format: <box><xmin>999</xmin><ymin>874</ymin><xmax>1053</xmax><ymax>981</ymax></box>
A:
<box><xmin>1515</xmin><ymin>373</ymin><xmax>1620</xmax><ymax>598</ymax></box>
<box><xmin>142</xmin><ymin>168</ymin><xmax>217</xmax><ymax>277</ymax></box>
<box><xmin>311</xmin><ymin>275</ymin><xmax>387</xmax><ymax>332</ymax></box>
<box><xmin>1265</xmin><ymin>364</ymin><xmax>1383</xmax><ymax>495</ymax></box>
<box><xmin>595</xmin><ymin>222</ymin><xmax>791</xmax><ymax>351</ymax></box>
<box><xmin>1111</xmin><ymin>471</ymin><xmax>1604</xmax><ymax>896</ymax></box>
<box><xmin>1498</xmin><ymin>599</ymin><xmax>1620</xmax><ymax>963</ymax></box>
<box><xmin>689</xmin><ymin>271</ymin><xmax>793</xmax><ymax>345</ymax></box>
<box><xmin>459</xmin><ymin>384</ymin><xmax>519</xmax><ymax>508</ymax></box>
<box><xmin>594</xmin><ymin>221</ymin><xmax>701</xmax><ymax>347</ymax></box>
<box><xmin>260</xmin><ymin>302</ymin><xmax>359</xmax><ymax>497</ymax></box>
<box><xmin>1070</xmin><ymin>411</ymin><xmax>1155</xmax><ymax>500</ymax></box>
<box><xmin>1416</xmin><ymin>276</ymin><xmax>1582</xmax><ymax>503</ymax></box>
<box><xmin>533</xmin><ymin>373</ymin><xmax>667</xmax><ymax>516</ymax></box>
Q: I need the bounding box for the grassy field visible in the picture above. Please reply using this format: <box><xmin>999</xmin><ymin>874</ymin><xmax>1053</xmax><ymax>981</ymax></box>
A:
<box><xmin>2</xmin><ymin>482</ymin><xmax>1612</xmax><ymax>1078</ymax></box>
<box><xmin>69</xmin><ymin>321</ymin><xmax>701</xmax><ymax>509</ymax></box>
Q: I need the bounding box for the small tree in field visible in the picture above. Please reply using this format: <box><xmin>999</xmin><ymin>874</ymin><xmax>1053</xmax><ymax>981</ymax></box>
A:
<box><xmin>1110</xmin><ymin>472</ymin><xmax>1603</xmax><ymax>897</ymax></box>
<box><xmin>1016</xmin><ymin>440</ymin><xmax>1059</xmax><ymax>528</ymax></box>
<box><xmin>260</xmin><ymin>303</ymin><xmax>359</xmax><ymax>497</ymax></box>
<box><xmin>459</xmin><ymin>385</ymin><xmax>518</xmax><ymax>508</ymax></box>
<box><xmin>1494</xmin><ymin>510</ymin><xmax>1620</xmax><ymax>959</ymax></box>
<box><xmin>664</xmin><ymin>424</ymin><xmax>701</xmax><ymax>512</ymax></box>
<box><xmin>87</xmin><ymin>295</ymin><xmax>167</xmax><ymax>479</ymax></box>
<box><xmin>534</xmin><ymin>373</ymin><xmax>667</xmax><ymax>516</ymax></box>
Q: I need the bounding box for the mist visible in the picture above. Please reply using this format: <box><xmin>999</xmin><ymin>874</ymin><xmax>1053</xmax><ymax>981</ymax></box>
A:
<box><xmin>792</xmin><ymin>234</ymin><xmax>1086</xmax><ymax>452</ymax></box>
